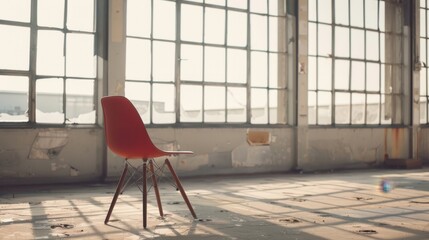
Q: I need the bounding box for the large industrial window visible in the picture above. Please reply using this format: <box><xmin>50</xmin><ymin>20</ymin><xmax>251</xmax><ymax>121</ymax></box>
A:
<box><xmin>421</xmin><ymin>0</ymin><xmax>429</xmax><ymax>123</ymax></box>
<box><xmin>125</xmin><ymin>0</ymin><xmax>289</xmax><ymax>125</ymax></box>
<box><xmin>308</xmin><ymin>0</ymin><xmax>404</xmax><ymax>125</ymax></box>
<box><xmin>0</xmin><ymin>0</ymin><xmax>97</xmax><ymax>125</ymax></box>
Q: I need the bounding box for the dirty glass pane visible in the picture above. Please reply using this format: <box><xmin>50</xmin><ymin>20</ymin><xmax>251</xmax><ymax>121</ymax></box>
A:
<box><xmin>420</xmin><ymin>96</ymin><xmax>427</xmax><ymax>124</ymax></box>
<box><xmin>317</xmin><ymin>58</ymin><xmax>332</xmax><ymax>90</ymax></box>
<box><xmin>251</xmin><ymin>88</ymin><xmax>268</xmax><ymax>124</ymax></box>
<box><xmin>36</xmin><ymin>78</ymin><xmax>64</xmax><ymax>124</ymax></box>
<box><xmin>251</xmin><ymin>52</ymin><xmax>267</xmax><ymax>87</ymax></box>
<box><xmin>250</xmin><ymin>14</ymin><xmax>267</xmax><ymax>50</ymax></box>
<box><xmin>204</xmin><ymin>86</ymin><xmax>225</xmax><ymax>122</ymax></box>
<box><xmin>205</xmin><ymin>46</ymin><xmax>225</xmax><ymax>83</ymax></box>
<box><xmin>308</xmin><ymin>57</ymin><xmax>317</xmax><ymax>90</ymax></box>
<box><xmin>66</xmin><ymin>33</ymin><xmax>95</xmax><ymax>78</ymax></box>
<box><xmin>153</xmin><ymin>41</ymin><xmax>175</xmax><ymax>82</ymax></box>
<box><xmin>269</xmin><ymin>53</ymin><xmax>279</xmax><ymax>88</ymax></box>
<box><xmin>0</xmin><ymin>76</ymin><xmax>28</xmax><ymax>122</ymax></box>
<box><xmin>351</xmin><ymin>93</ymin><xmax>365</xmax><ymax>124</ymax></box>
<box><xmin>126</xmin><ymin>38</ymin><xmax>151</xmax><ymax>80</ymax></box>
<box><xmin>227</xmin><ymin>87</ymin><xmax>246</xmax><ymax>122</ymax></box>
<box><xmin>153</xmin><ymin>0</ymin><xmax>175</xmax><ymax>40</ymax></box>
<box><xmin>228</xmin><ymin>11</ymin><xmax>247</xmax><ymax>47</ymax></box>
<box><xmin>227</xmin><ymin>48</ymin><xmax>246</xmax><ymax>84</ymax></box>
<box><xmin>380</xmin><ymin>33</ymin><xmax>385</xmax><ymax>62</ymax></box>
<box><xmin>0</xmin><ymin>25</ymin><xmax>30</xmax><ymax>71</ymax></box>
<box><xmin>38</xmin><ymin>0</ymin><xmax>65</xmax><ymax>28</ymax></box>
<box><xmin>335</xmin><ymin>60</ymin><xmax>349</xmax><ymax>90</ymax></box>
<box><xmin>0</xmin><ymin>0</ymin><xmax>30</xmax><ymax>22</ymax></box>
<box><xmin>181</xmin><ymin>44</ymin><xmax>203</xmax><ymax>81</ymax></box>
<box><xmin>318</xmin><ymin>91</ymin><xmax>331</xmax><ymax>124</ymax></box>
<box><xmin>180</xmin><ymin>85</ymin><xmax>202</xmax><ymax>122</ymax></box>
<box><xmin>67</xmin><ymin>0</ymin><xmax>94</xmax><ymax>32</ymax></box>
<box><xmin>367</xmin><ymin>94</ymin><xmax>380</xmax><ymax>124</ymax></box>
<box><xmin>37</xmin><ymin>30</ymin><xmax>65</xmax><ymax>76</ymax></box>
<box><xmin>269</xmin><ymin>89</ymin><xmax>278</xmax><ymax>124</ymax></box>
<box><xmin>380</xmin><ymin>94</ymin><xmax>392</xmax><ymax>124</ymax></box>
<box><xmin>181</xmin><ymin>4</ymin><xmax>202</xmax><ymax>42</ymax></box>
<box><xmin>335</xmin><ymin>92</ymin><xmax>350</xmax><ymax>124</ymax></box>
<box><xmin>125</xmin><ymin>82</ymin><xmax>150</xmax><ymax>123</ymax></box>
<box><xmin>335</xmin><ymin>27</ymin><xmax>350</xmax><ymax>58</ymax></box>
<box><xmin>351</xmin><ymin>61</ymin><xmax>365</xmax><ymax>91</ymax></box>
<box><xmin>65</xmin><ymin>79</ymin><xmax>95</xmax><ymax>124</ymax></box>
<box><xmin>205</xmin><ymin>8</ymin><xmax>225</xmax><ymax>44</ymax></box>
<box><xmin>153</xmin><ymin>84</ymin><xmax>175</xmax><ymax>124</ymax></box>
<box><xmin>421</xmin><ymin>66</ymin><xmax>427</xmax><ymax>95</ymax></box>
<box><xmin>127</xmin><ymin>0</ymin><xmax>151</xmax><ymax>38</ymax></box>
<box><xmin>351</xmin><ymin>29</ymin><xmax>364</xmax><ymax>59</ymax></box>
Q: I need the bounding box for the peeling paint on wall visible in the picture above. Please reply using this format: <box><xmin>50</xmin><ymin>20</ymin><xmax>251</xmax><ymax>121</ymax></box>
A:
<box><xmin>247</xmin><ymin>130</ymin><xmax>271</xmax><ymax>146</ymax></box>
<box><xmin>28</xmin><ymin>130</ymin><xmax>68</xmax><ymax>160</ymax></box>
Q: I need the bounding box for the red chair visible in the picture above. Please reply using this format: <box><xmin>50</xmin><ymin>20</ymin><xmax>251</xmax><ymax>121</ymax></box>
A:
<box><xmin>101</xmin><ymin>96</ymin><xmax>197</xmax><ymax>228</ymax></box>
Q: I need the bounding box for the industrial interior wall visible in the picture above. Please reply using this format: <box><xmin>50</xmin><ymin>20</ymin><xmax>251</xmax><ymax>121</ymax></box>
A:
<box><xmin>0</xmin><ymin>126</ymin><xmax>417</xmax><ymax>186</ymax></box>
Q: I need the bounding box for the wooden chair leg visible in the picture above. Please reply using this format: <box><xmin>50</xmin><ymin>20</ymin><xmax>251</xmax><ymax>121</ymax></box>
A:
<box><xmin>149</xmin><ymin>160</ymin><xmax>164</xmax><ymax>217</ymax></box>
<box><xmin>165</xmin><ymin>159</ymin><xmax>197</xmax><ymax>219</ymax></box>
<box><xmin>105</xmin><ymin>163</ymin><xmax>129</xmax><ymax>224</ymax></box>
<box><xmin>143</xmin><ymin>160</ymin><xmax>147</xmax><ymax>228</ymax></box>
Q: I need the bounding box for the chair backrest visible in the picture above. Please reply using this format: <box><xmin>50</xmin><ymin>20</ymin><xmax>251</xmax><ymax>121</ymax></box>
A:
<box><xmin>101</xmin><ymin>96</ymin><xmax>165</xmax><ymax>159</ymax></box>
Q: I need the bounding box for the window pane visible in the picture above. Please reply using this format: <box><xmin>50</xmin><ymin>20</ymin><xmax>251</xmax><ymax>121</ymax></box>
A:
<box><xmin>308</xmin><ymin>91</ymin><xmax>316</xmax><ymax>124</ymax></box>
<box><xmin>126</xmin><ymin>39</ymin><xmax>151</xmax><ymax>80</ymax></box>
<box><xmin>127</xmin><ymin>0</ymin><xmax>151</xmax><ymax>37</ymax></box>
<box><xmin>250</xmin><ymin>0</ymin><xmax>267</xmax><ymax>14</ymax></box>
<box><xmin>204</xmin><ymin>86</ymin><xmax>225</xmax><ymax>122</ymax></box>
<box><xmin>269</xmin><ymin>53</ymin><xmax>282</xmax><ymax>88</ymax></box>
<box><xmin>66</xmin><ymin>79</ymin><xmax>95</xmax><ymax>124</ymax></box>
<box><xmin>366</xmin><ymin>31</ymin><xmax>379</xmax><ymax>60</ymax></box>
<box><xmin>335</xmin><ymin>92</ymin><xmax>350</xmax><ymax>124</ymax></box>
<box><xmin>181</xmin><ymin>44</ymin><xmax>203</xmax><ymax>81</ymax></box>
<box><xmin>0</xmin><ymin>76</ymin><xmax>28</xmax><ymax>122</ymax></box>
<box><xmin>351</xmin><ymin>93</ymin><xmax>365</xmax><ymax>124</ymax></box>
<box><xmin>351</xmin><ymin>29</ymin><xmax>364</xmax><ymax>59</ymax></box>
<box><xmin>205</xmin><ymin>46</ymin><xmax>225</xmax><ymax>83</ymax></box>
<box><xmin>153</xmin><ymin>0</ymin><xmax>176</xmax><ymax>40</ymax></box>
<box><xmin>38</xmin><ymin>0</ymin><xmax>65</xmax><ymax>28</ymax></box>
<box><xmin>0</xmin><ymin>0</ymin><xmax>30</xmax><ymax>22</ymax></box>
<box><xmin>251</xmin><ymin>14</ymin><xmax>267</xmax><ymax>50</ymax></box>
<box><xmin>251</xmin><ymin>52</ymin><xmax>268</xmax><ymax>87</ymax></box>
<box><xmin>36</xmin><ymin>78</ymin><xmax>64</xmax><ymax>124</ymax></box>
<box><xmin>335</xmin><ymin>27</ymin><xmax>350</xmax><ymax>58</ymax></box>
<box><xmin>181</xmin><ymin>4</ymin><xmax>203</xmax><ymax>42</ymax></box>
<box><xmin>228</xmin><ymin>11</ymin><xmax>247</xmax><ymax>47</ymax></box>
<box><xmin>228</xmin><ymin>0</ymin><xmax>247</xmax><ymax>9</ymax></box>
<box><xmin>308</xmin><ymin>0</ymin><xmax>317</xmax><ymax>22</ymax></box>
<box><xmin>335</xmin><ymin>0</ymin><xmax>348</xmax><ymax>25</ymax></box>
<box><xmin>318</xmin><ymin>91</ymin><xmax>331</xmax><ymax>124</ymax></box>
<box><xmin>335</xmin><ymin>60</ymin><xmax>349</xmax><ymax>90</ymax></box>
<box><xmin>351</xmin><ymin>61</ymin><xmax>365</xmax><ymax>91</ymax></box>
<box><xmin>205</xmin><ymin>8</ymin><xmax>225</xmax><ymax>44</ymax></box>
<box><xmin>153</xmin><ymin>84</ymin><xmax>175</xmax><ymax>123</ymax></box>
<box><xmin>365</xmin><ymin>0</ymin><xmax>378</xmax><ymax>30</ymax></box>
<box><xmin>308</xmin><ymin>57</ymin><xmax>316</xmax><ymax>90</ymax></box>
<box><xmin>181</xmin><ymin>85</ymin><xmax>202</xmax><ymax>122</ymax></box>
<box><xmin>308</xmin><ymin>23</ymin><xmax>316</xmax><ymax>55</ymax></box>
<box><xmin>153</xmin><ymin>41</ymin><xmax>175</xmax><ymax>82</ymax></box>
<box><xmin>251</xmin><ymin>88</ymin><xmax>268</xmax><ymax>124</ymax></box>
<box><xmin>366</xmin><ymin>63</ymin><xmax>380</xmax><ymax>92</ymax></box>
<box><xmin>318</xmin><ymin>0</ymin><xmax>332</xmax><ymax>23</ymax></box>
<box><xmin>367</xmin><ymin>94</ymin><xmax>380</xmax><ymax>124</ymax></box>
<box><xmin>125</xmin><ymin>82</ymin><xmax>150</xmax><ymax>123</ymax></box>
<box><xmin>37</xmin><ymin>30</ymin><xmax>65</xmax><ymax>76</ymax></box>
<box><xmin>269</xmin><ymin>89</ymin><xmax>280</xmax><ymax>124</ymax></box>
<box><xmin>0</xmin><ymin>25</ymin><xmax>30</xmax><ymax>71</ymax></box>
<box><xmin>205</xmin><ymin>0</ymin><xmax>225</xmax><ymax>6</ymax></box>
<box><xmin>318</xmin><ymin>58</ymin><xmax>332</xmax><ymax>90</ymax></box>
<box><xmin>66</xmin><ymin>33</ymin><xmax>95</xmax><ymax>78</ymax></box>
<box><xmin>227</xmin><ymin>87</ymin><xmax>246</xmax><ymax>122</ymax></box>
<box><xmin>350</xmin><ymin>0</ymin><xmax>364</xmax><ymax>27</ymax></box>
<box><xmin>227</xmin><ymin>49</ymin><xmax>246</xmax><ymax>84</ymax></box>
<box><xmin>318</xmin><ymin>24</ymin><xmax>332</xmax><ymax>57</ymax></box>
<box><xmin>67</xmin><ymin>0</ymin><xmax>94</xmax><ymax>32</ymax></box>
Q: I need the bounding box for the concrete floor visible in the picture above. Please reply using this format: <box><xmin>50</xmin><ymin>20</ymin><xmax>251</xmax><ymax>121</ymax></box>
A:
<box><xmin>1</xmin><ymin>168</ymin><xmax>429</xmax><ymax>240</ymax></box>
